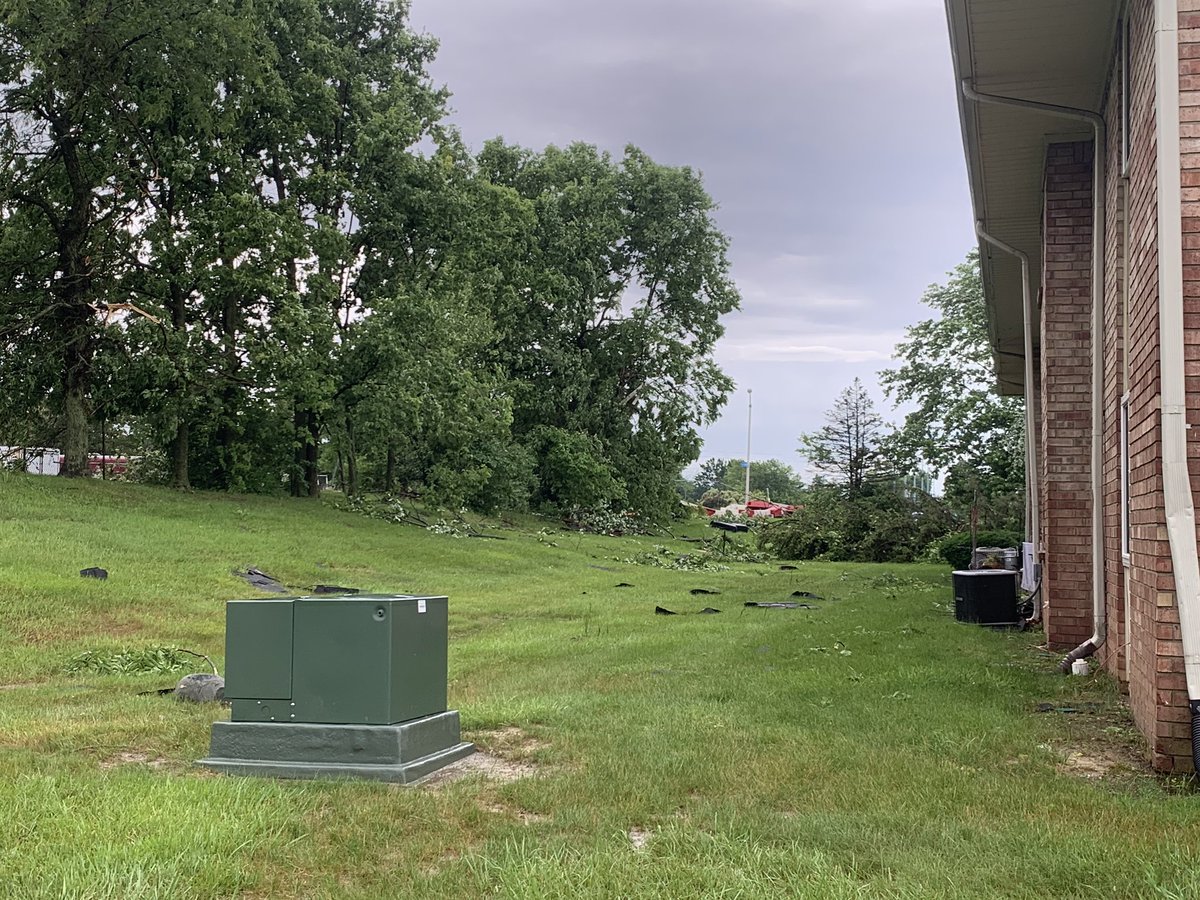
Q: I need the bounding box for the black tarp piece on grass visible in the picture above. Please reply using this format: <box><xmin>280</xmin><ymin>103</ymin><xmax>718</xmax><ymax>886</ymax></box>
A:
<box><xmin>80</xmin><ymin>567</ymin><xmax>107</xmax><ymax>579</ymax></box>
<box><xmin>235</xmin><ymin>567</ymin><xmax>287</xmax><ymax>593</ymax></box>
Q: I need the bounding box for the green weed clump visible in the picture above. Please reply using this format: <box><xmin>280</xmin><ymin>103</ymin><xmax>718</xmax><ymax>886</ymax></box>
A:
<box><xmin>64</xmin><ymin>647</ymin><xmax>206</xmax><ymax>676</ymax></box>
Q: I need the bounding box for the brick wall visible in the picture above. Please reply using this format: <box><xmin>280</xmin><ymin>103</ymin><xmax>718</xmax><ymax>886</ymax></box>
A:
<box><xmin>1118</xmin><ymin>0</ymin><xmax>1168</xmax><ymax>769</ymax></box>
<box><xmin>1166</xmin><ymin>0</ymin><xmax>1200</xmax><ymax>770</ymax></box>
<box><xmin>1040</xmin><ymin>141</ymin><xmax>1097</xmax><ymax>653</ymax></box>
<box><xmin>1101</xmin><ymin>48</ymin><xmax>1127</xmax><ymax>685</ymax></box>
<box><xmin>1093</xmin><ymin>0</ymin><xmax>1190</xmax><ymax>772</ymax></box>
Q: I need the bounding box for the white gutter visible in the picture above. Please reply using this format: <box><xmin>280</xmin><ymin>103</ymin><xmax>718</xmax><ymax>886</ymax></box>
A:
<box><xmin>960</xmin><ymin>82</ymin><xmax>1106</xmax><ymax>664</ymax></box>
<box><xmin>974</xmin><ymin>223</ymin><xmax>1042</xmax><ymax>614</ymax></box>
<box><xmin>1154</xmin><ymin>0</ymin><xmax>1200</xmax><ymax>747</ymax></box>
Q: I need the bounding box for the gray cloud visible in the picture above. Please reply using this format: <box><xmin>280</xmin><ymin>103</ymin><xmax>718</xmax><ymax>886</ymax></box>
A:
<box><xmin>409</xmin><ymin>0</ymin><xmax>974</xmax><ymax>470</ymax></box>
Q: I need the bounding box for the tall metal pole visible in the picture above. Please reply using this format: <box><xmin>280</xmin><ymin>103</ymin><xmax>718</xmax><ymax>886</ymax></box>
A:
<box><xmin>744</xmin><ymin>389</ymin><xmax>752</xmax><ymax>507</ymax></box>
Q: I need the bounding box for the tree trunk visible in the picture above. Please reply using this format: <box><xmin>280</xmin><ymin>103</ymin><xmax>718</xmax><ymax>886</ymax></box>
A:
<box><xmin>168</xmin><ymin>266</ymin><xmax>191</xmax><ymax>490</ymax></box>
<box><xmin>306</xmin><ymin>412</ymin><xmax>321</xmax><ymax>498</ymax></box>
<box><xmin>216</xmin><ymin>255</ymin><xmax>238</xmax><ymax>494</ymax></box>
<box><xmin>60</xmin><ymin>363</ymin><xmax>89</xmax><ymax>478</ymax></box>
<box><xmin>169</xmin><ymin>422</ymin><xmax>190</xmax><ymax>489</ymax></box>
<box><xmin>385</xmin><ymin>445</ymin><xmax>396</xmax><ymax>494</ymax></box>
<box><xmin>344</xmin><ymin>415</ymin><xmax>359</xmax><ymax>498</ymax></box>
<box><xmin>291</xmin><ymin>405</ymin><xmax>307</xmax><ymax>497</ymax></box>
<box><xmin>55</xmin><ymin>132</ymin><xmax>95</xmax><ymax>479</ymax></box>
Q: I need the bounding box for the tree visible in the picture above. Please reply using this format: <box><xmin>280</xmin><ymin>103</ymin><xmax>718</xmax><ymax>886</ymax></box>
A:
<box><xmin>474</xmin><ymin>141</ymin><xmax>741</xmax><ymax>518</ymax></box>
<box><xmin>880</xmin><ymin>251</ymin><xmax>1025</xmax><ymax>530</ymax></box>
<box><xmin>758</xmin><ymin>479</ymin><xmax>952</xmax><ymax>563</ymax></box>
<box><xmin>0</xmin><ymin>0</ymin><xmax>240</xmax><ymax>476</ymax></box>
<box><xmin>799</xmin><ymin>379</ymin><xmax>887</xmax><ymax>496</ymax></box>
<box><xmin>723</xmin><ymin>458</ymin><xmax>802</xmax><ymax>503</ymax></box>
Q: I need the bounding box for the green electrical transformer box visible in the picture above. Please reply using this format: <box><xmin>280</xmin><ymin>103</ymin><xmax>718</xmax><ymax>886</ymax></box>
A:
<box><xmin>224</xmin><ymin>594</ymin><xmax>449</xmax><ymax>726</ymax></box>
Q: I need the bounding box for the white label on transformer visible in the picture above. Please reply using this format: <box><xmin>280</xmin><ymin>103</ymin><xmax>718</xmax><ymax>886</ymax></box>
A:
<box><xmin>417</xmin><ymin>599</ymin><xmax>427</xmax><ymax>614</ymax></box>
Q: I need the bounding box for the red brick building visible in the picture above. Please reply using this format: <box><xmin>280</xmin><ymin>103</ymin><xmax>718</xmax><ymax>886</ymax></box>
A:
<box><xmin>946</xmin><ymin>0</ymin><xmax>1200</xmax><ymax>772</ymax></box>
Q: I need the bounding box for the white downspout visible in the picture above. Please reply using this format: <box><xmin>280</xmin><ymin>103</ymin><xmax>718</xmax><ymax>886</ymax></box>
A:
<box><xmin>960</xmin><ymin>82</ymin><xmax>1106</xmax><ymax>663</ymax></box>
<box><xmin>974</xmin><ymin>223</ymin><xmax>1042</xmax><ymax>618</ymax></box>
<box><xmin>1154</xmin><ymin>0</ymin><xmax>1200</xmax><ymax>769</ymax></box>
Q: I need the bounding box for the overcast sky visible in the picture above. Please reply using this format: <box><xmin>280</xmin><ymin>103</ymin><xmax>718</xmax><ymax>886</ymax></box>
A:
<box><xmin>408</xmin><ymin>0</ymin><xmax>975</xmax><ymax>476</ymax></box>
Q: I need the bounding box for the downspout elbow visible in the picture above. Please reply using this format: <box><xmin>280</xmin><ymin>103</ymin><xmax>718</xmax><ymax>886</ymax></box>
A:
<box><xmin>1058</xmin><ymin>640</ymin><xmax>1098</xmax><ymax>674</ymax></box>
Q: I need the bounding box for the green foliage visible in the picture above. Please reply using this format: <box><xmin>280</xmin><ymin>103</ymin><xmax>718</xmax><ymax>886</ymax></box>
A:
<box><xmin>0</xmin><ymin>4</ymin><xmax>738</xmax><ymax>522</ymax></box>
<box><xmin>934</xmin><ymin>530</ymin><xmax>1024</xmax><ymax>570</ymax></box>
<box><xmin>759</xmin><ymin>482</ymin><xmax>953</xmax><ymax>563</ymax></box>
<box><xmin>693</xmin><ymin>457</ymin><xmax>732</xmax><ymax>497</ymax></box>
<box><xmin>531</xmin><ymin>427</ymin><xmax>623</xmax><ymax>511</ymax></box>
<box><xmin>64</xmin><ymin>647</ymin><xmax>200</xmax><ymax>676</ymax></box>
<box><xmin>476</xmin><ymin>140</ymin><xmax>740</xmax><ymax>519</ymax></box>
<box><xmin>683</xmin><ymin>457</ymin><xmax>802</xmax><ymax>505</ymax></box>
<box><xmin>881</xmin><ymin>251</ymin><xmax>1025</xmax><ymax>530</ymax></box>
<box><xmin>565</xmin><ymin>506</ymin><xmax>643</xmax><ymax>536</ymax></box>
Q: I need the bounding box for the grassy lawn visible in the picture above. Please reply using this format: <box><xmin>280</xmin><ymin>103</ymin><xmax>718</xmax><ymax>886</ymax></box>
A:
<box><xmin>1</xmin><ymin>472</ymin><xmax>1197</xmax><ymax>899</ymax></box>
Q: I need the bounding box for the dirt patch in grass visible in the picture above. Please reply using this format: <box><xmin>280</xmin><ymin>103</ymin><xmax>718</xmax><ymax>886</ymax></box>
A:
<box><xmin>1036</xmin><ymin>697</ymin><xmax>1152</xmax><ymax>783</ymax></box>
<box><xmin>483</xmin><ymin>800</ymin><xmax>549</xmax><ymax>825</ymax></box>
<box><xmin>419</xmin><ymin>727</ymin><xmax>548</xmax><ymax>786</ymax></box>
<box><xmin>418</xmin><ymin>750</ymin><xmax>540</xmax><ymax>788</ymax></box>
<box><xmin>472</xmin><ymin>725</ymin><xmax>549</xmax><ymax>759</ymax></box>
<box><xmin>99</xmin><ymin>751</ymin><xmax>171</xmax><ymax>770</ymax></box>
<box><xmin>1056</xmin><ymin>748</ymin><xmax>1131</xmax><ymax>780</ymax></box>
<box><xmin>628</xmin><ymin>827</ymin><xmax>652</xmax><ymax>851</ymax></box>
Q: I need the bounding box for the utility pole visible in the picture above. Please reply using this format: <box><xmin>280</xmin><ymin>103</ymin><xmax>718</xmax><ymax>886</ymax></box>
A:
<box><xmin>744</xmin><ymin>389</ymin><xmax>752</xmax><ymax>507</ymax></box>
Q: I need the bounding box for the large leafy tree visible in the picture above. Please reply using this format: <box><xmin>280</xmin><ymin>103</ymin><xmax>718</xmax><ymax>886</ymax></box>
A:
<box><xmin>0</xmin><ymin>4</ymin><xmax>741</xmax><ymax>518</ymax></box>
<box><xmin>880</xmin><ymin>251</ymin><xmax>1024</xmax><ymax>529</ymax></box>
<box><xmin>476</xmin><ymin>141</ymin><xmax>740</xmax><ymax>517</ymax></box>
<box><xmin>247</xmin><ymin>0</ymin><xmax>448</xmax><ymax>497</ymax></box>
<box><xmin>724</xmin><ymin>458</ymin><xmax>802</xmax><ymax>503</ymax></box>
<box><xmin>0</xmin><ymin>0</ymin><xmax>244</xmax><ymax>476</ymax></box>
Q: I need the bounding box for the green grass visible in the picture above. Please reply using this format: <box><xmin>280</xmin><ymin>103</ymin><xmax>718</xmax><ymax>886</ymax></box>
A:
<box><xmin>0</xmin><ymin>471</ymin><xmax>1197</xmax><ymax>898</ymax></box>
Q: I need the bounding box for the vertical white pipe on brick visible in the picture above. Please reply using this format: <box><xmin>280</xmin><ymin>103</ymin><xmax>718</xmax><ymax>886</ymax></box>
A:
<box><xmin>960</xmin><ymin>82</ymin><xmax>1106</xmax><ymax>661</ymax></box>
<box><xmin>1154</xmin><ymin>0</ymin><xmax>1200</xmax><ymax>708</ymax></box>
<box><xmin>974</xmin><ymin>224</ymin><xmax>1042</xmax><ymax>598</ymax></box>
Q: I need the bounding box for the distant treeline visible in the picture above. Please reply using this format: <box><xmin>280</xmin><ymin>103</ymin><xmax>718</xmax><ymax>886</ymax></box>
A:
<box><xmin>0</xmin><ymin>0</ymin><xmax>739</xmax><ymax>519</ymax></box>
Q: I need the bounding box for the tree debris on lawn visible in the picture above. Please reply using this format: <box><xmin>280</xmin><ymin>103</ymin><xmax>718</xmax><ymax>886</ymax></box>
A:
<box><xmin>312</xmin><ymin>584</ymin><xmax>360</xmax><ymax>595</ymax></box>
<box><xmin>690</xmin><ymin>588</ymin><xmax>720</xmax><ymax>595</ymax></box>
<box><xmin>744</xmin><ymin>601</ymin><xmax>816</xmax><ymax>610</ymax></box>
<box><xmin>235</xmin><ymin>567</ymin><xmax>287</xmax><ymax>593</ymax></box>
<box><xmin>655</xmin><ymin>606</ymin><xmax>677</xmax><ymax>615</ymax></box>
<box><xmin>80</xmin><ymin>567</ymin><xmax>108</xmax><ymax>579</ymax></box>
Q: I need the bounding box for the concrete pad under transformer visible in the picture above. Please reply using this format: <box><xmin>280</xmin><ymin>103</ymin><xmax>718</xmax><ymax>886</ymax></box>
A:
<box><xmin>198</xmin><ymin>710</ymin><xmax>474</xmax><ymax>783</ymax></box>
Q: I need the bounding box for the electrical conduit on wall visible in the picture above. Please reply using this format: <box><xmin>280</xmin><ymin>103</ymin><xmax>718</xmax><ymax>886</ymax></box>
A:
<box><xmin>973</xmin><ymin>224</ymin><xmax>1042</xmax><ymax>618</ymax></box>
<box><xmin>1154</xmin><ymin>0</ymin><xmax>1200</xmax><ymax>771</ymax></box>
<box><xmin>959</xmin><ymin>82</ymin><xmax>1106</xmax><ymax>667</ymax></box>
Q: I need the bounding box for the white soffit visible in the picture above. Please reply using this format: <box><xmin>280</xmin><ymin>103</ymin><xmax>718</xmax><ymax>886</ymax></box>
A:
<box><xmin>946</xmin><ymin>0</ymin><xmax>1121</xmax><ymax>394</ymax></box>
